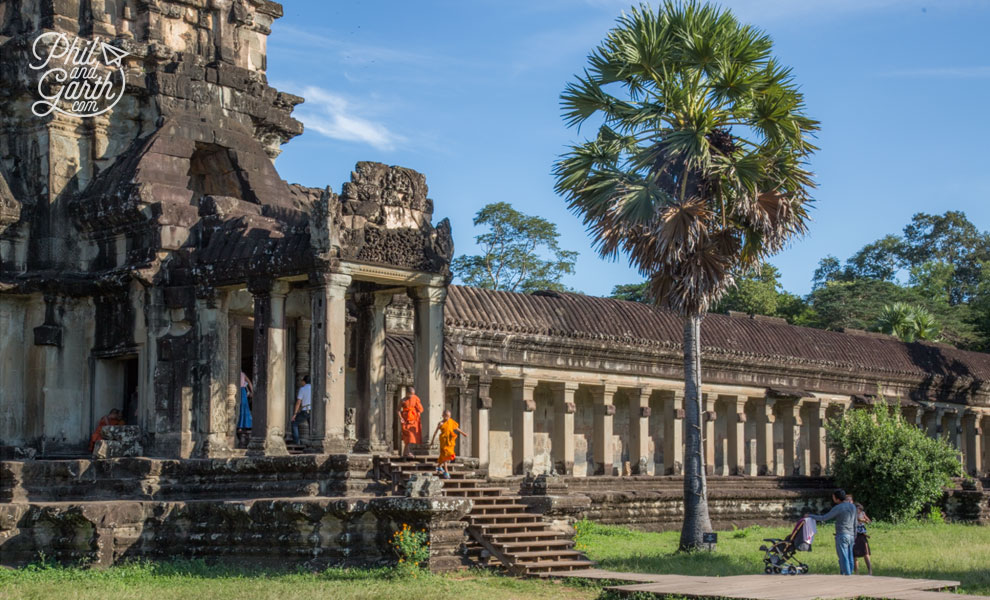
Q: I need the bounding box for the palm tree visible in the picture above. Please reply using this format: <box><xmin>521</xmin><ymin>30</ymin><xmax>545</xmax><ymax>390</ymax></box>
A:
<box><xmin>877</xmin><ymin>302</ymin><xmax>942</xmax><ymax>343</ymax></box>
<box><xmin>554</xmin><ymin>1</ymin><xmax>818</xmax><ymax>550</ymax></box>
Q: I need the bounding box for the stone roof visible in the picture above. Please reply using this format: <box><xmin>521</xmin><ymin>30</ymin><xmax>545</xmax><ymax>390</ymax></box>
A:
<box><xmin>443</xmin><ymin>285</ymin><xmax>990</xmax><ymax>385</ymax></box>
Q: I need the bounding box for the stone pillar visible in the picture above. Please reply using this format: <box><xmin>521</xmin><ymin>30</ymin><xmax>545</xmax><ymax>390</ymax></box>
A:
<box><xmin>981</xmin><ymin>415</ymin><xmax>990</xmax><ymax>476</ymax></box>
<box><xmin>663</xmin><ymin>390</ymin><xmax>684</xmax><ymax>475</ymax></box>
<box><xmin>309</xmin><ymin>272</ymin><xmax>351</xmax><ymax>453</ymax></box>
<box><xmin>961</xmin><ymin>411</ymin><xmax>981</xmax><ymax>476</ymax></box>
<box><xmin>411</xmin><ymin>285</ymin><xmax>447</xmax><ymax>436</ymax></box>
<box><xmin>810</xmin><ymin>401</ymin><xmax>829</xmax><ymax>476</ymax></box>
<box><xmin>627</xmin><ymin>388</ymin><xmax>651</xmax><ymax>475</ymax></box>
<box><xmin>780</xmin><ymin>400</ymin><xmax>801</xmax><ymax>476</ymax></box>
<box><xmin>947</xmin><ymin>410</ymin><xmax>962</xmax><ymax>450</ymax></box>
<box><xmin>354</xmin><ymin>291</ymin><xmax>391</xmax><ymax>453</ymax></box>
<box><xmin>701</xmin><ymin>393</ymin><xmax>716</xmax><ymax>475</ymax></box>
<box><xmin>726</xmin><ymin>396</ymin><xmax>746</xmax><ymax>476</ymax></box>
<box><xmin>756</xmin><ymin>397</ymin><xmax>776</xmax><ymax>476</ymax></box>
<box><xmin>473</xmin><ymin>377</ymin><xmax>491</xmax><ymax>470</ymax></box>
<box><xmin>550</xmin><ymin>382</ymin><xmax>577</xmax><ymax>475</ymax></box>
<box><xmin>247</xmin><ymin>280</ymin><xmax>290</xmax><ymax>456</ymax></box>
<box><xmin>194</xmin><ymin>288</ymin><xmax>232</xmax><ymax>457</ymax></box>
<box><xmin>226</xmin><ymin>318</ymin><xmax>241</xmax><ymax>449</ymax></box>
<box><xmin>926</xmin><ymin>407</ymin><xmax>940</xmax><ymax>439</ymax></box>
<box><xmin>592</xmin><ymin>384</ymin><xmax>617</xmax><ymax>476</ymax></box>
<box><xmin>512</xmin><ymin>378</ymin><xmax>537</xmax><ymax>475</ymax></box>
<box><xmin>295</xmin><ymin>317</ymin><xmax>311</xmax><ymax>385</ymax></box>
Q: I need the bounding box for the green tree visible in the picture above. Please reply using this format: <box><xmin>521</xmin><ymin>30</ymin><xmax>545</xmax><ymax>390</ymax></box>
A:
<box><xmin>902</xmin><ymin>211</ymin><xmax>990</xmax><ymax>303</ymax></box>
<box><xmin>805</xmin><ymin>279</ymin><xmax>922</xmax><ymax>331</ymax></box>
<box><xmin>610</xmin><ymin>282</ymin><xmax>651</xmax><ymax>303</ymax></box>
<box><xmin>811</xmin><ymin>255</ymin><xmax>843</xmax><ymax>289</ymax></box>
<box><xmin>844</xmin><ymin>234</ymin><xmax>904</xmax><ymax>281</ymax></box>
<box><xmin>452</xmin><ymin>202</ymin><xmax>578</xmax><ymax>293</ymax></box>
<box><xmin>827</xmin><ymin>400</ymin><xmax>961</xmax><ymax>521</ymax></box>
<box><xmin>713</xmin><ymin>264</ymin><xmax>783</xmax><ymax>316</ymax></box>
<box><xmin>554</xmin><ymin>1</ymin><xmax>818</xmax><ymax>550</ymax></box>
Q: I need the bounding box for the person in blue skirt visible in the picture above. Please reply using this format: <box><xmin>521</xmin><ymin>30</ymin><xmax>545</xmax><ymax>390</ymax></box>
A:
<box><xmin>237</xmin><ymin>370</ymin><xmax>254</xmax><ymax>445</ymax></box>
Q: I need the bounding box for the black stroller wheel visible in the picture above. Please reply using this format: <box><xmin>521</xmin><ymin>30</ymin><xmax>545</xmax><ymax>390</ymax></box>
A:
<box><xmin>765</xmin><ymin>566</ymin><xmax>773</xmax><ymax>574</ymax></box>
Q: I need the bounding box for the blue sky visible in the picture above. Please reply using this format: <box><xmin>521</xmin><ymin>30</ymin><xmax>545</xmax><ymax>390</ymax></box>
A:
<box><xmin>268</xmin><ymin>0</ymin><xmax>990</xmax><ymax>297</ymax></box>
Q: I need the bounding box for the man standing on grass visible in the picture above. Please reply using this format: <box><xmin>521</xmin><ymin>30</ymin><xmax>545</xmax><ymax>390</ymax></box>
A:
<box><xmin>806</xmin><ymin>489</ymin><xmax>858</xmax><ymax>575</ymax></box>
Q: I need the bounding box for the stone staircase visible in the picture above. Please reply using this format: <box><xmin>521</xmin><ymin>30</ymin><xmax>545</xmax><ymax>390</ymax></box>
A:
<box><xmin>380</xmin><ymin>456</ymin><xmax>593</xmax><ymax>576</ymax></box>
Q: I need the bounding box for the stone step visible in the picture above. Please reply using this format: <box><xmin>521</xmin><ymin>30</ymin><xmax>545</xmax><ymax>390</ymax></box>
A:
<box><xmin>488</xmin><ymin>530</ymin><xmax>567</xmax><ymax>542</ymax></box>
<box><xmin>444</xmin><ymin>487</ymin><xmax>507</xmax><ymax>497</ymax></box>
<box><xmin>474</xmin><ymin>522</ymin><xmax>549</xmax><ymax>533</ymax></box>
<box><xmin>469</xmin><ymin>513</ymin><xmax>542</xmax><ymax>524</ymax></box>
<box><xmin>496</xmin><ymin>539</ymin><xmax>574</xmax><ymax>551</ymax></box>
<box><xmin>471</xmin><ymin>503</ymin><xmax>530</xmax><ymax>515</ymax></box>
<box><xmin>468</xmin><ymin>495</ymin><xmax>523</xmax><ymax>505</ymax></box>
<box><xmin>509</xmin><ymin>549</ymin><xmax>585</xmax><ymax>562</ymax></box>
<box><xmin>524</xmin><ymin>559</ymin><xmax>596</xmax><ymax>573</ymax></box>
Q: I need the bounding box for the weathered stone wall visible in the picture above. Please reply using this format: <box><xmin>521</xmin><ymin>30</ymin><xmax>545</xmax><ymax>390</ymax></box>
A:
<box><xmin>0</xmin><ymin>495</ymin><xmax>472</xmax><ymax>571</ymax></box>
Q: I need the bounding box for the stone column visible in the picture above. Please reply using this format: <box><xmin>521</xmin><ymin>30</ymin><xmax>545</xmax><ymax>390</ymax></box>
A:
<box><xmin>756</xmin><ymin>397</ymin><xmax>776</xmax><ymax>476</ymax></box>
<box><xmin>780</xmin><ymin>400</ymin><xmax>801</xmax><ymax>476</ymax></box>
<box><xmin>194</xmin><ymin>288</ymin><xmax>232</xmax><ymax>457</ymax></box>
<box><xmin>726</xmin><ymin>396</ymin><xmax>746</xmax><ymax>476</ymax></box>
<box><xmin>247</xmin><ymin>280</ymin><xmax>290</xmax><ymax>456</ymax></box>
<box><xmin>810</xmin><ymin>401</ymin><xmax>829</xmax><ymax>476</ymax></box>
<box><xmin>309</xmin><ymin>272</ymin><xmax>351</xmax><ymax>453</ymax></box>
<box><xmin>473</xmin><ymin>377</ymin><xmax>491</xmax><ymax>470</ymax></box>
<box><xmin>354</xmin><ymin>291</ymin><xmax>391</xmax><ymax>453</ymax></box>
<box><xmin>701</xmin><ymin>393</ymin><xmax>716</xmax><ymax>475</ymax></box>
<box><xmin>411</xmin><ymin>285</ymin><xmax>447</xmax><ymax>436</ymax></box>
<box><xmin>947</xmin><ymin>410</ymin><xmax>962</xmax><ymax>450</ymax></box>
<box><xmin>627</xmin><ymin>388</ymin><xmax>651</xmax><ymax>475</ymax></box>
<box><xmin>926</xmin><ymin>407</ymin><xmax>941</xmax><ymax>439</ymax></box>
<box><xmin>592</xmin><ymin>384</ymin><xmax>617</xmax><ymax>476</ymax></box>
<box><xmin>981</xmin><ymin>415</ymin><xmax>990</xmax><ymax>477</ymax></box>
<box><xmin>961</xmin><ymin>411</ymin><xmax>981</xmax><ymax>476</ymax></box>
<box><xmin>512</xmin><ymin>378</ymin><xmax>537</xmax><ymax>475</ymax></box>
<box><xmin>550</xmin><ymin>382</ymin><xmax>577</xmax><ymax>475</ymax></box>
<box><xmin>226</xmin><ymin>317</ymin><xmax>241</xmax><ymax>449</ymax></box>
<box><xmin>663</xmin><ymin>390</ymin><xmax>684</xmax><ymax>475</ymax></box>
<box><xmin>295</xmin><ymin>317</ymin><xmax>311</xmax><ymax>385</ymax></box>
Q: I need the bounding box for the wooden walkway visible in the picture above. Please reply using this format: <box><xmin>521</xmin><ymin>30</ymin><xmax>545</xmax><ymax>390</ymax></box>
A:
<box><xmin>552</xmin><ymin>569</ymin><xmax>982</xmax><ymax>600</ymax></box>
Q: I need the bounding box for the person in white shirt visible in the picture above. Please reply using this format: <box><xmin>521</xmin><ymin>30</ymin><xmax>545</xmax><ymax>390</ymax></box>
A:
<box><xmin>291</xmin><ymin>375</ymin><xmax>312</xmax><ymax>445</ymax></box>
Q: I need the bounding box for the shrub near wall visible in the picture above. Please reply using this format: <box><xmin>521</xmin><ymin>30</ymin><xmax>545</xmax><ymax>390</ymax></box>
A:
<box><xmin>827</xmin><ymin>400</ymin><xmax>962</xmax><ymax>521</ymax></box>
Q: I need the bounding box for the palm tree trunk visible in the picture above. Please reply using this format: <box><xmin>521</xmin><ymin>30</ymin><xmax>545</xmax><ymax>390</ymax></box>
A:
<box><xmin>679</xmin><ymin>312</ymin><xmax>713</xmax><ymax>551</ymax></box>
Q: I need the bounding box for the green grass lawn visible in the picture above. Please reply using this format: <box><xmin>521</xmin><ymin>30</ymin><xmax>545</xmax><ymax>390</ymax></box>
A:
<box><xmin>1</xmin><ymin>522</ymin><xmax>987</xmax><ymax>599</ymax></box>
<box><xmin>577</xmin><ymin>519</ymin><xmax>990</xmax><ymax>596</ymax></box>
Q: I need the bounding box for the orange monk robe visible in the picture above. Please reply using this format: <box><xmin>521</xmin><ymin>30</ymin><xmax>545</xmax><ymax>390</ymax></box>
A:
<box><xmin>88</xmin><ymin>414</ymin><xmax>125</xmax><ymax>451</ymax></box>
<box><xmin>400</xmin><ymin>395</ymin><xmax>423</xmax><ymax>444</ymax></box>
<box><xmin>437</xmin><ymin>418</ymin><xmax>459</xmax><ymax>466</ymax></box>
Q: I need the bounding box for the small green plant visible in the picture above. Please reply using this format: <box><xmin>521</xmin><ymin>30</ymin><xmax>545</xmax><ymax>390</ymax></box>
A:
<box><xmin>389</xmin><ymin>523</ymin><xmax>430</xmax><ymax>576</ymax></box>
<box><xmin>826</xmin><ymin>398</ymin><xmax>962</xmax><ymax>521</ymax></box>
<box><xmin>923</xmin><ymin>505</ymin><xmax>946</xmax><ymax>525</ymax></box>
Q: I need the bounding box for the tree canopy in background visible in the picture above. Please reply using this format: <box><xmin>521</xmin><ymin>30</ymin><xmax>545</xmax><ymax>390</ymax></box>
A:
<box><xmin>452</xmin><ymin>202</ymin><xmax>578</xmax><ymax>293</ymax></box>
<box><xmin>611</xmin><ymin>210</ymin><xmax>990</xmax><ymax>351</ymax></box>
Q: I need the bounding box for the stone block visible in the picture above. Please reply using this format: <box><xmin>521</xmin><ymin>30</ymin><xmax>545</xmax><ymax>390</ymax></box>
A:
<box><xmin>405</xmin><ymin>474</ymin><xmax>442</xmax><ymax>497</ymax></box>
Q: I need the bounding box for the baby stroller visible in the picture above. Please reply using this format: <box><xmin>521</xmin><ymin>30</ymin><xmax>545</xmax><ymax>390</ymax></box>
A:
<box><xmin>759</xmin><ymin>517</ymin><xmax>816</xmax><ymax>575</ymax></box>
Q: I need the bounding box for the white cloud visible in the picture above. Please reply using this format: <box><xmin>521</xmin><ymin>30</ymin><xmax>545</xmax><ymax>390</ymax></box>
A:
<box><xmin>293</xmin><ymin>86</ymin><xmax>404</xmax><ymax>151</ymax></box>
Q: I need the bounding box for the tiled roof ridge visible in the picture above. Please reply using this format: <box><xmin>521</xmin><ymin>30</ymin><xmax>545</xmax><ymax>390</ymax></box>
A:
<box><xmin>442</xmin><ymin>285</ymin><xmax>990</xmax><ymax>384</ymax></box>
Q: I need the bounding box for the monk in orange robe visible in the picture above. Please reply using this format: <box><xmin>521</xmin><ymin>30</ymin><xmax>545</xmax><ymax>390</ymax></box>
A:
<box><xmin>88</xmin><ymin>408</ymin><xmax>125</xmax><ymax>452</ymax></box>
<box><xmin>430</xmin><ymin>409</ymin><xmax>467</xmax><ymax>479</ymax></box>
<box><xmin>398</xmin><ymin>386</ymin><xmax>423</xmax><ymax>458</ymax></box>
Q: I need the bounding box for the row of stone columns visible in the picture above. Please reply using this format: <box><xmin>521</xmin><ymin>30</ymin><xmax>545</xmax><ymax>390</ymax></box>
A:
<box><xmin>468</xmin><ymin>377</ymin><xmax>845</xmax><ymax>477</ymax></box>
<box><xmin>908</xmin><ymin>404</ymin><xmax>988</xmax><ymax>476</ymax></box>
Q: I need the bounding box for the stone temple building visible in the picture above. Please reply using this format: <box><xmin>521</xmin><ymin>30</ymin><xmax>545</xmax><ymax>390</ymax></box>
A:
<box><xmin>0</xmin><ymin>0</ymin><xmax>987</xmax><ymax>572</ymax></box>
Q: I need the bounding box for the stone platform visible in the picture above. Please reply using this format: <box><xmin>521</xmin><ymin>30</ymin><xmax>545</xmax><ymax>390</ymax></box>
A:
<box><xmin>556</xmin><ymin>570</ymin><xmax>974</xmax><ymax>600</ymax></box>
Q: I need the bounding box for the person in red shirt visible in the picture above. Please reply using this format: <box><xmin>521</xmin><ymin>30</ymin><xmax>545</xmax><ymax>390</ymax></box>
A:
<box><xmin>88</xmin><ymin>408</ymin><xmax>125</xmax><ymax>452</ymax></box>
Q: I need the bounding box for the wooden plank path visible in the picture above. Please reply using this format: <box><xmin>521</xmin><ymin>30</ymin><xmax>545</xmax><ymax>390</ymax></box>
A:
<box><xmin>550</xmin><ymin>569</ymin><xmax>978</xmax><ymax>600</ymax></box>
